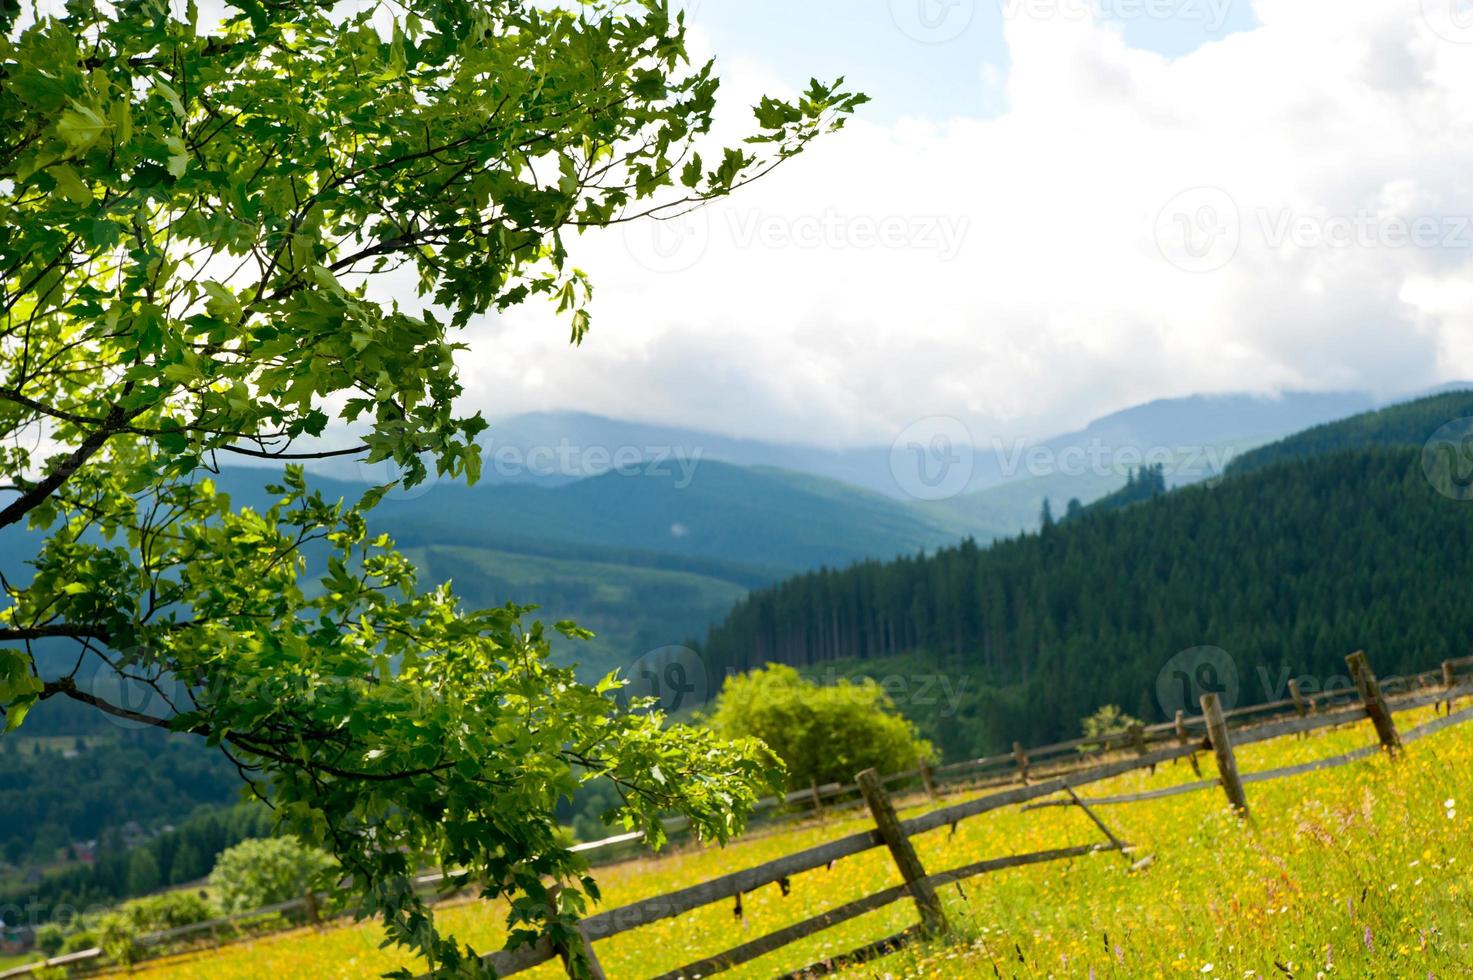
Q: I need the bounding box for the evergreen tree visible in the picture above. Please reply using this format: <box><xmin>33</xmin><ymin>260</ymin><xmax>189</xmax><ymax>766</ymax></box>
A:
<box><xmin>126</xmin><ymin>849</ymin><xmax>161</xmax><ymax>896</ymax></box>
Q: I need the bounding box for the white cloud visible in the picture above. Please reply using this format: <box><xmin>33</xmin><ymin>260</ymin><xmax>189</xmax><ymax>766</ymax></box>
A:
<box><xmin>449</xmin><ymin>0</ymin><xmax>1473</xmax><ymax>448</ymax></box>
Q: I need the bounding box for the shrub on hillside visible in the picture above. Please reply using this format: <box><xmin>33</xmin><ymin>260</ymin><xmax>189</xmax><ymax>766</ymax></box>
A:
<box><xmin>209</xmin><ymin>837</ymin><xmax>335</xmax><ymax>914</ymax></box>
<box><xmin>1079</xmin><ymin>704</ymin><xmax>1143</xmax><ymax>754</ymax></box>
<box><xmin>34</xmin><ymin>923</ymin><xmax>65</xmax><ymax>957</ymax></box>
<box><xmin>96</xmin><ymin>912</ymin><xmax>139</xmax><ymax>968</ymax></box>
<box><xmin>119</xmin><ymin>890</ymin><xmax>218</xmax><ymax>932</ymax></box>
<box><xmin>705</xmin><ymin>664</ymin><xmax>933</xmax><ymax>788</ymax></box>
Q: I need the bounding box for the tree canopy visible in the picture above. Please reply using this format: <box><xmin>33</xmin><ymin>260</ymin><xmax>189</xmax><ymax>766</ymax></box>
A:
<box><xmin>0</xmin><ymin>0</ymin><xmax>864</xmax><ymax>973</ymax></box>
<box><xmin>210</xmin><ymin>835</ymin><xmax>335</xmax><ymax>913</ymax></box>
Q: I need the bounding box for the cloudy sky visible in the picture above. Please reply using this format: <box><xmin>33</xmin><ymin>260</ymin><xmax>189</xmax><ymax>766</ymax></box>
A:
<box><xmin>448</xmin><ymin>0</ymin><xmax>1473</xmax><ymax>449</ymax></box>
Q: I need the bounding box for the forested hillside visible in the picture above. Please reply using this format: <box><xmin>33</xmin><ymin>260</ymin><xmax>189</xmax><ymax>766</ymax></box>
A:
<box><xmin>0</xmin><ymin>731</ymin><xmax>241</xmax><ymax>864</ymax></box>
<box><xmin>699</xmin><ymin>445</ymin><xmax>1473</xmax><ymax>758</ymax></box>
<box><xmin>1228</xmin><ymin>389</ymin><xmax>1473</xmax><ymax>475</ymax></box>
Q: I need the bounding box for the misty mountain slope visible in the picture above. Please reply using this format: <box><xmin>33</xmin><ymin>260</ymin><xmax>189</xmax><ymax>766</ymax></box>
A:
<box><xmin>367</xmin><ymin>459</ymin><xmax>994</xmax><ymax>571</ymax></box>
<box><xmin>264</xmin><ymin>390</ymin><xmax>1390</xmax><ymax>503</ymax></box>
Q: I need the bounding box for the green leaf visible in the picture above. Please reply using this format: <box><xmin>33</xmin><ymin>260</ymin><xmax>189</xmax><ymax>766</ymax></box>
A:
<box><xmin>3</xmin><ymin>697</ymin><xmax>36</xmax><ymax>733</ymax></box>
<box><xmin>164</xmin><ymin>135</ymin><xmax>188</xmax><ymax>178</ymax></box>
<box><xmin>50</xmin><ymin>163</ymin><xmax>91</xmax><ymax>204</ymax></box>
<box><xmin>57</xmin><ymin>101</ymin><xmax>109</xmax><ymax>153</ymax></box>
<box><xmin>111</xmin><ymin>98</ymin><xmax>133</xmax><ymax>146</ymax></box>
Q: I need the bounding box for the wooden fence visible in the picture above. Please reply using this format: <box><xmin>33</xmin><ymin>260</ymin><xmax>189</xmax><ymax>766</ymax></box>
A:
<box><xmin>8</xmin><ymin>651</ymin><xmax>1472</xmax><ymax>979</ymax></box>
<box><xmin>432</xmin><ymin>652</ymin><xmax>1473</xmax><ymax>980</ymax></box>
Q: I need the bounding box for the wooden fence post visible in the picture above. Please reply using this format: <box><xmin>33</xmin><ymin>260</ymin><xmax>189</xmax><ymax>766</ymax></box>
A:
<box><xmin>919</xmin><ymin>760</ymin><xmax>939</xmax><ymax>802</ymax></box>
<box><xmin>1013</xmin><ymin>742</ymin><xmax>1030</xmax><ymax>785</ymax></box>
<box><xmin>1201</xmin><ymin>693</ymin><xmax>1248</xmax><ymax>816</ymax></box>
<box><xmin>1445</xmin><ymin>660</ymin><xmax>1459</xmax><ymax>714</ymax></box>
<box><xmin>1174</xmin><ymin>709</ymin><xmax>1202</xmax><ymax>777</ymax></box>
<box><xmin>856</xmin><ymin>769</ymin><xmax>948</xmax><ymax>937</ymax></box>
<box><xmin>1128</xmin><ymin>722</ymin><xmax>1154</xmax><ymax>774</ymax></box>
<box><xmin>809</xmin><ymin>778</ymin><xmax>825</xmax><ymax>815</ymax></box>
<box><xmin>303</xmin><ymin>889</ymin><xmax>321</xmax><ymax>927</ymax></box>
<box><xmin>1288</xmin><ymin>679</ymin><xmax>1307</xmax><ymax>716</ymax></box>
<box><xmin>1347</xmin><ymin>651</ymin><xmax>1401</xmax><ymax>755</ymax></box>
<box><xmin>548</xmin><ymin>886</ymin><xmax>608</xmax><ymax>980</ymax></box>
<box><xmin>1289</xmin><ymin>679</ymin><xmax>1308</xmax><ymax>738</ymax></box>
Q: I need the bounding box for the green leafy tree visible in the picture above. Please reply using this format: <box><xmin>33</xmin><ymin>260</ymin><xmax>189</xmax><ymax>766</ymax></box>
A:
<box><xmin>209</xmin><ymin>836</ymin><xmax>333</xmax><ymax>913</ymax></box>
<box><xmin>0</xmin><ymin>0</ymin><xmax>863</xmax><ymax>973</ymax></box>
<box><xmin>706</xmin><ymin>664</ymin><xmax>933</xmax><ymax>788</ymax></box>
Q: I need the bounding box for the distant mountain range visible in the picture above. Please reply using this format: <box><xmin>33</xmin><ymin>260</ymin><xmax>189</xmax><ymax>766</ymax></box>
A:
<box><xmin>8</xmin><ymin>383</ymin><xmax>1470</xmax><ymax>693</ymax></box>
<box><xmin>301</xmin><ymin>388</ymin><xmax>1397</xmax><ymax>489</ymax></box>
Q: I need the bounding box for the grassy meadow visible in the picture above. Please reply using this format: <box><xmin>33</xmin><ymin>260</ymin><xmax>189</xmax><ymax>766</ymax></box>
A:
<box><xmin>107</xmin><ymin>704</ymin><xmax>1472</xmax><ymax>979</ymax></box>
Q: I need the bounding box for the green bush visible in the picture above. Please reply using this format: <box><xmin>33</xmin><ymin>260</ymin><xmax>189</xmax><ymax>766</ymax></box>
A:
<box><xmin>96</xmin><ymin>912</ymin><xmax>139</xmax><ymax>968</ymax></box>
<box><xmin>705</xmin><ymin>663</ymin><xmax>934</xmax><ymax>789</ymax></box>
<box><xmin>34</xmin><ymin>922</ymin><xmax>65</xmax><ymax>957</ymax></box>
<box><xmin>209</xmin><ymin>837</ymin><xmax>336</xmax><ymax>914</ymax></box>
<box><xmin>58</xmin><ymin>929</ymin><xmax>97</xmax><ymax>954</ymax></box>
<box><xmin>119</xmin><ymin>890</ymin><xmax>218</xmax><ymax>933</ymax></box>
<box><xmin>1079</xmin><ymin>704</ymin><xmax>1143</xmax><ymax>753</ymax></box>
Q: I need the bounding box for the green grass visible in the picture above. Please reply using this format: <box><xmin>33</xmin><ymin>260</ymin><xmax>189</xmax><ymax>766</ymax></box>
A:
<box><xmin>0</xmin><ymin>952</ymin><xmax>43</xmax><ymax>970</ymax></box>
<box><xmin>114</xmin><ymin>705</ymin><xmax>1473</xmax><ymax>979</ymax></box>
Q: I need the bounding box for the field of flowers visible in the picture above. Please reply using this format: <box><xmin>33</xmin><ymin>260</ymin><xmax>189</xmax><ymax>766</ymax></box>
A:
<box><xmin>114</xmin><ymin>704</ymin><xmax>1472</xmax><ymax>979</ymax></box>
